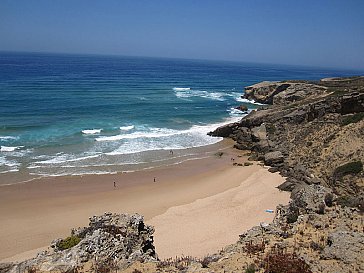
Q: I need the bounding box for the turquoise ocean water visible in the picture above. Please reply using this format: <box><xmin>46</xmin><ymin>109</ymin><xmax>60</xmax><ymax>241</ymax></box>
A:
<box><xmin>0</xmin><ymin>52</ymin><xmax>362</xmax><ymax>184</ymax></box>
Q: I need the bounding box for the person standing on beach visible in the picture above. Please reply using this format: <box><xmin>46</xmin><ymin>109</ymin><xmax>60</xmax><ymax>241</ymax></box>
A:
<box><xmin>113</xmin><ymin>181</ymin><xmax>116</xmax><ymax>188</ymax></box>
<box><xmin>153</xmin><ymin>177</ymin><xmax>156</xmax><ymax>182</ymax></box>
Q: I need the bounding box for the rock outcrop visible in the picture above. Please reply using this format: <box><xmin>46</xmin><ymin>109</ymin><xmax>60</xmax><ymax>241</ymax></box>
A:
<box><xmin>264</xmin><ymin>151</ymin><xmax>284</xmax><ymax>166</ymax></box>
<box><xmin>209</xmin><ymin>76</ymin><xmax>364</xmax><ymax>200</ymax></box>
<box><xmin>235</xmin><ymin>104</ymin><xmax>248</xmax><ymax>112</ymax></box>
<box><xmin>243</xmin><ymin>81</ymin><xmax>328</xmax><ymax>105</ymax></box>
<box><xmin>5</xmin><ymin>213</ymin><xmax>157</xmax><ymax>273</ymax></box>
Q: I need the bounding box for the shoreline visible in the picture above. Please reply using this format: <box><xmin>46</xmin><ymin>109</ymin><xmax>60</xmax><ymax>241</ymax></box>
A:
<box><xmin>0</xmin><ymin>139</ymin><xmax>290</xmax><ymax>262</ymax></box>
<box><xmin>0</xmin><ymin>139</ymin><xmax>231</xmax><ymax>186</ymax></box>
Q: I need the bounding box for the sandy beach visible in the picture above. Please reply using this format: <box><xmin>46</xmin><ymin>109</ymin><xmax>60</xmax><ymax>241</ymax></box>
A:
<box><xmin>0</xmin><ymin>141</ymin><xmax>290</xmax><ymax>262</ymax></box>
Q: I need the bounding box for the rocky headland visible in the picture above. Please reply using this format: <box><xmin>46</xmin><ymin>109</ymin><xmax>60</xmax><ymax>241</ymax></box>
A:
<box><xmin>2</xmin><ymin>76</ymin><xmax>363</xmax><ymax>272</ymax></box>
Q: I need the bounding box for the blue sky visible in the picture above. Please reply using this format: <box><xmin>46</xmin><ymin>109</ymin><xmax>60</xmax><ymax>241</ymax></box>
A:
<box><xmin>1</xmin><ymin>0</ymin><xmax>364</xmax><ymax>69</ymax></box>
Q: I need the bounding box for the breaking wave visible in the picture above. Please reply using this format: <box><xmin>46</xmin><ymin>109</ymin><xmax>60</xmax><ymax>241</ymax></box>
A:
<box><xmin>119</xmin><ymin>125</ymin><xmax>135</xmax><ymax>131</ymax></box>
<box><xmin>174</xmin><ymin>88</ymin><xmax>227</xmax><ymax>101</ymax></box>
<box><xmin>82</xmin><ymin>129</ymin><xmax>102</xmax><ymax>135</ymax></box>
<box><xmin>0</xmin><ymin>146</ymin><xmax>23</xmax><ymax>152</ymax></box>
<box><xmin>173</xmin><ymin>87</ymin><xmax>191</xmax><ymax>91</ymax></box>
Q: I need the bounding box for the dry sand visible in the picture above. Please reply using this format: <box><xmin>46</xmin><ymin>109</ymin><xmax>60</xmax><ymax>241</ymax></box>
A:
<box><xmin>0</xmin><ymin>141</ymin><xmax>290</xmax><ymax>262</ymax></box>
<box><xmin>149</xmin><ymin>168</ymin><xmax>288</xmax><ymax>258</ymax></box>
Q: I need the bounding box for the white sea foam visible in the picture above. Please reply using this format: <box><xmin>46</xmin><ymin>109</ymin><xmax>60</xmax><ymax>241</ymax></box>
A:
<box><xmin>0</xmin><ymin>146</ymin><xmax>23</xmax><ymax>152</ymax></box>
<box><xmin>228</xmin><ymin>107</ymin><xmax>249</xmax><ymax>118</ymax></box>
<box><xmin>0</xmin><ymin>156</ymin><xmax>19</xmax><ymax>167</ymax></box>
<box><xmin>29</xmin><ymin>170</ymin><xmax>117</xmax><ymax>177</ymax></box>
<box><xmin>119</xmin><ymin>125</ymin><xmax>135</xmax><ymax>131</ymax></box>
<box><xmin>173</xmin><ymin>87</ymin><xmax>191</xmax><ymax>91</ymax></box>
<box><xmin>96</xmin><ymin>127</ymin><xmax>178</xmax><ymax>142</ymax></box>
<box><xmin>4</xmin><ymin>160</ymin><xmax>20</xmax><ymax>167</ymax></box>
<box><xmin>32</xmin><ymin>154</ymin><xmax>100</xmax><ymax>165</ymax></box>
<box><xmin>0</xmin><ymin>169</ymin><xmax>19</xmax><ymax>174</ymax></box>
<box><xmin>32</xmin><ymin>154</ymin><xmax>69</xmax><ymax>165</ymax></box>
<box><xmin>22</xmin><ymin>117</ymin><xmax>242</xmax><ymax>177</ymax></box>
<box><xmin>0</xmin><ymin>156</ymin><xmax>6</xmax><ymax>166</ymax></box>
<box><xmin>0</xmin><ymin>136</ymin><xmax>18</xmax><ymax>141</ymax></box>
<box><xmin>82</xmin><ymin>129</ymin><xmax>102</xmax><ymax>135</ymax></box>
<box><xmin>234</xmin><ymin>96</ymin><xmax>265</xmax><ymax>105</ymax></box>
<box><xmin>174</xmin><ymin>88</ymin><xmax>226</xmax><ymax>101</ymax></box>
<box><xmin>0</xmin><ymin>155</ymin><xmax>20</xmax><ymax>174</ymax></box>
<box><xmin>104</xmin><ymin>117</ymin><xmax>240</xmax><ymax>155</ymax></box>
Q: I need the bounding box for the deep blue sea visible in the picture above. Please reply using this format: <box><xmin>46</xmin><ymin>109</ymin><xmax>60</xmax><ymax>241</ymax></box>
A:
<box><xmin>0</xmin><ymin>52</ymin><xmax>362</xmax><ymax>183</ymax></box>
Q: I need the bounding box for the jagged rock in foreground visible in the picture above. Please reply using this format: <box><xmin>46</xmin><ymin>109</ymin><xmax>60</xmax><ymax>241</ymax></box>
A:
<box><xmin>3</xmin><ymin>213</ymin><xmax>157</xmax><ymax>273</ymax></box>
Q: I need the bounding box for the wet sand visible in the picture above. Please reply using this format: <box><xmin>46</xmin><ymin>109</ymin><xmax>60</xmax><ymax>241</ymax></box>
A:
<box><xmin>0</xmin><ymin>140</ymin><xmax>290</xmax><ymax>262</ymax></box>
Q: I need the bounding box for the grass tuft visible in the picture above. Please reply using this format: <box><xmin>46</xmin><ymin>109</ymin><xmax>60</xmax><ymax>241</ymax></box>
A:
<box><xmin>333</xmin><ymin>161</ymin><xmax>363</xmax><ymax>178</ymax></box>
<box><xmin>57</xmin><ymin>235</ymin><xmax>81</xmax><ymax>250</ymax></box>
<box><xmin>342</xmin><ymin>112</ymin><xmax>364</xmax><ymax>126</ymax></box>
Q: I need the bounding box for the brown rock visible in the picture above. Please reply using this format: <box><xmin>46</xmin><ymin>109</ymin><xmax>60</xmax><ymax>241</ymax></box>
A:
<box><xmin>264</xmin><ymin>151</ymin><xmax>284</xmax><ymax>166</ymax></box>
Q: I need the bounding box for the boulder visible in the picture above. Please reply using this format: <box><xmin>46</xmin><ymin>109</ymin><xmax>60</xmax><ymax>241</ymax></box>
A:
<box><xmin>208</xmin><ymin>123</ymin><xmax>238</xmax><ymax>137</ymax></box>
<box><xmin>234</xmin><ymin>143</ymin><xmax>252</xmax><ymax>150</ymax></box>
<box><xmin>235</xmin><ymin>104</ymin><xmax>248</xmax><ymax>112</ymax></box>
<box><xmin>268</xmin><ymin>167</ymin><xmax>279</xmax><ymax>173</ymax></box>
<box><xmin>291</xmin><ymin>185</ymin><xmax>333</xmax><ymax>213</ymax></box>
<box><xmin>273</xmin><ymin>83</ymin><xmax>327</xmax><ymax>105</ymax></box>
<box><xmin>264</xmin><ymin>151</ymin><xmax>284</xmax><ymax>166</ymax></box>
<box><xmin>0</xmin><ymin>263</ymin><xmax>13</xmax><ymax>273</ymax></box>
<box><xmin>244</xmin><ymin>81</ymin><xmax>291</xmax><ymax>104</ymax></box>
<box><xmin>321</xmin><ymin>231</ymin><xmax>364</xmax><ymax>265</ymax></box>
<box><xmin>340</xmin><ymin>92</ymin><xmax>364</xmax><ymax>114</ymax></box>
<box><xmin>277</xmin><ymin>178</ymin><xmax>302</xmax><ymax>192</ymax></box>
<box><xmin>251</xmin><ymin>124</ymin><xmax>267</xmax><ymax>142</ymax></box>
<box><xmin>235</xmin><ymin>127</ymin><xmax>252</xmax><ymax>143</ymax></box>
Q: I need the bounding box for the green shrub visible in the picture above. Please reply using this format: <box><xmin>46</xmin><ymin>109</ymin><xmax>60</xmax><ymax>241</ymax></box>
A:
<box><xmin>358</xmin><ymin>198</ymin><xmax>364</xmax><ymax>213</ymax></box>
<box><xmin>57</xmin><ymin>235</ymin><xmax>81</xmax><ymax>250</ymax></box>
<box><xmin>264</xmin><ymin>251</ymin><xmax>312</xmax><ymax>273</ymax></box>
<box><xmin>200</xmin><ymin>255</ymin><xmax>219</xmax><ymax>268</ymax></box>
<box><xmin>265</xmin><ymin>123</ymin><xmax>276</xmax><ymax>134</ymax></box>
<box><xmin>324</xmin><ymin>193</ymin><xmax>334</xmax><ymax>207</ymax></box>
<box><xmin>287</xmin><ymin>205</ymin><xmax>299</xmax><ymax>224</ymax></box>
<box><xmin>333</xmin><ymin>161</ymin><xmax>363</xmax><ymax>178</ymax></box>
<box><xmin>342</xmin><ymin>112</ymin><xmax>364</xmax><ymax>126</ymax></box>
<box><xmin>336</xmin><ymin>195</ymin><xmax>364</xmax><ymax>212</ymax></box>
<box><xmin>245</xmin><ymin>263</ymin><xmax>256</xmax><ymax>273</ymax></box>
<box><xmin>331</xmin><ymin>89</ymin><xmax>346</xmax><ymax>96</ymax></box>
<box><xmin>317</xmin><ymin>203</ymin><xmax>325</xmax><ymax>214</ymax></box>
<box><xmin>336</xmin><ymin>195</ymin><xmax>353</xmax><ymax>207</ymax></box>
<box><xmin>310</xmin><ymin>241</ymin><xmax>323</xmax><ymax>252</ymax></box>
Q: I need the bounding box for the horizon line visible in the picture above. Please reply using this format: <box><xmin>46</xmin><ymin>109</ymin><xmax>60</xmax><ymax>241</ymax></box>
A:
<box><xmin>1</xmin><ymin>49</ymin><xmax>364</xmax><ymax>73</ymax></box>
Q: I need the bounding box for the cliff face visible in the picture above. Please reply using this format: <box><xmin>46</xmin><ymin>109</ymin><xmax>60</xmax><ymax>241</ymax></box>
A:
<box><xmin>200</xmin><ymin>76</ymin><xmax>364</xmax><ymax>273</ymax></box>
<box><xmin>210</xmin><ymin>76</ymin><xmax>364</xmax><ymax>202</ymax></box>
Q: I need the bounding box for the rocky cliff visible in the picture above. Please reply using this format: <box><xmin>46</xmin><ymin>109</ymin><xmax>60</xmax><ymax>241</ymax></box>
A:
<box><xmin>210</xmin><ymin>76</ymin><xmax>364</xmax><ymax>202</ymax></box>
<box><xmin>201</xmin><ymin>76</ymin><xmax>364</xmax><ymax>272</ymax></box>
